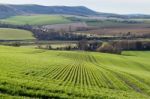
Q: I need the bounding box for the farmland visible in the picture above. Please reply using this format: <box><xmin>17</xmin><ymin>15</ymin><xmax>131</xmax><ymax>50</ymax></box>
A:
<box><xmin>78</xmin><ymin>27</ymin><xmax>150</xmax><ymax>37</ymax></box>
<box><xmin>86</xmin><ymin>20</ymin><xmax>132</xmax><ymax>28</ymax></box>
<box><xmin>0</xmin><ymin>15</ymin><xmax>72</xmax><ymax>25</ymax></box>
<box><xmin>79</xmin><ymin>19</ymin><xmax>150</xmax><ymax>37</ymax></box>
<box><xmin>0</xmin><ymin>28</ymin><xmax>35</xmax><ymax>40</ymax></box>
<box><xmin>0</xmin><ymin>46</ymin><xmax>150</xmax><ymax>98</ymax></box>
<box><xmin>0</xmin><ymin>15</ymin><xmax>150</xmax><ymax>40</ymax></box>
<box><xmin>85</xmin><ymin>19</ymin><xmax>150</xmax><ymax>28</ymax></box>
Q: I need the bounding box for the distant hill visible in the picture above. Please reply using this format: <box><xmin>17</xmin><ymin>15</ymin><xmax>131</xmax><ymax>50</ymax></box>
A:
<box><xmin>0</xmin><ymin>4</ymin><xmax>98</xmax><ymax>18</ymax></box>
<box><xmin>0</xmin><ymin>5</ymin><xmax>21</xmax><ymax>18</ymax></box>
<box><xmin>0</xmin><ymin>4</ymin><xmax>150</xmax><ymax>19</ymax></box>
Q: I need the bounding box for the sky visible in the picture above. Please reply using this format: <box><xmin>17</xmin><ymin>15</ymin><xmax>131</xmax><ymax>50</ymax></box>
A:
<box><xmin>0</xmin><ymin>0</ymin><xmax>150</xmax><ymax>14</ymax></box>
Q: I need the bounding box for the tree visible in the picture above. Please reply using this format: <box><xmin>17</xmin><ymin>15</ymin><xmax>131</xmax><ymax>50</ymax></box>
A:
<box><xmin>78</xmin><ymin>39</ymin><xmax>88</xmax><ymax>50</ymax></box>
<box><xmin>11</xmin><ymin>42</ymin><xmax>21</xmax><ymax>47</ymax></box>
<box><xmin>46</xmin><ymin>45</ymin><xmax>52</xmax><ymax>50</ymax></box>
<box><xmin>97</xmin><ymin>42</ymin><xmax>121</xmax><ymax>54</ymax></box>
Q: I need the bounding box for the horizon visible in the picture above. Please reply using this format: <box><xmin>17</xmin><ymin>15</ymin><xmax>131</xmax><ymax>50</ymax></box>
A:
<box><xmin>0</xmin><ymin>0</ymin><xmax>150</xmax><ymax>14</ymax></box>
<box><xmin>0</xmin><ymin>3</ymin><xmax>149</xmax><ymax>15</ymax></box>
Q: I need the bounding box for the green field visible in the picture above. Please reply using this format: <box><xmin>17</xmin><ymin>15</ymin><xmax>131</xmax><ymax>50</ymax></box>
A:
<box><xmin>0</xmin><ymin>28</ymin><xmax>35</xmax><ymax>40</ymax></box>
<box><xmin>130</xmin><ymin>19</ymin><xmax>150</xmax><ymax>23</ymax></box>
<box><xmin>0</xmin><ymin>46</ymin><xmax>150</xmax><ymax>98</ymax></box>
<box><xmin>0</xmin><ymin>15</ymin><xmax>72</xmax><ymax>25</ymax></box>
<box><xmin>86</xmin><ymin>20</ymin><xmax>150</xmax><ymax>28</ymax></box>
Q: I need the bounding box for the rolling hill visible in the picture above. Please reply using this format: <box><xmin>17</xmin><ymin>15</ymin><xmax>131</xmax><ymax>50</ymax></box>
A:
<box><xmin>0</xmin><ymin>4</ymin><xmax>98</xmax><ymax>18</ymax></box>
<box><xmin>0</xmin><ymin>4</ymin><xmax>20</xmax><ymax>18</ymax></box>
<box><xmin>0</xmin><ymin>4</ymin><xmax>150</xmax><ymax>19</ymax></box>
<box><xmin>0</xmin><ymin>28</ymin><xmax>35</xmax><ymax>40</ymax></box>
<box><xmin>0</xmin><ymin>46</ymin><xmax>150</xmax><ymax>98</ymax></box>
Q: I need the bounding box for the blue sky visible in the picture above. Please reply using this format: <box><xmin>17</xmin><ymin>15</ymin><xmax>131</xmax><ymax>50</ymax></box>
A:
<box><xmin>0</xmin><ymin>0</ymin><xmax>150</xmax><ymax>14</ymax></box>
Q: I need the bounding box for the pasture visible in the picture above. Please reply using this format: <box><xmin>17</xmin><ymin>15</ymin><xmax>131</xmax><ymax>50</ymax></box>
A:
<box><xmin>0</xmin><ymin>28</ymin><xmax>35</xmax><ymax>40</ymax></box>
<box><xmin>0</xmin><ymin>15</ymin><xmax>71</xmax><ymax>25</ymax></box>
<box><xmin>0</xmin><ymin>46</ymin><xmax>150</xmax><ymax>98</ymax></box>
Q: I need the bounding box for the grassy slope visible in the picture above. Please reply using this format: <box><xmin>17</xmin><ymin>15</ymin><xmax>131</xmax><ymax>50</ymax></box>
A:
<box><xmin>0</xmin><ymin>46</ymin><xmax>150</xmax><ymax>98</ymax></box>
<box><xmin>0</xmin><ymin>15</ymin><xmax>72</xmax><ymax>25</ymax></box>
<box><xmin>0</xmin><ymin>28</ymin><xmax>35</xmax><ymax>40</ymax></box>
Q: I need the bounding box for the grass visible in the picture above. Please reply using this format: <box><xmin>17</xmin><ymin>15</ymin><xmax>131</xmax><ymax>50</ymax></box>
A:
<box><xmin>0</xmin><ymin>46</ymin><xmax>150</xmax><ymax>98</ymax></box>
<box><xmin>0</xmin><ymin>15</ymin><xmax>72</xmax><ymax>25</ymax></box>
<box><xmin>0</xmin><ymin>28</ymin><xmax>35</xmax><ymax>40</ymax></box>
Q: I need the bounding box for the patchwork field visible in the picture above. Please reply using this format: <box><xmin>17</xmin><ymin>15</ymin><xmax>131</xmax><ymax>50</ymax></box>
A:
<box><xmin>0</xmin><ymin>15</ymin><xmax>71</xmax><ymax>25</ymax></box>
<box><xmin>0</xmin><ymin>28</ymin><xmax>35</xmax><ymax>40</ymax></box>
<box><xmin>0</xmin><ymin>46</ymin><xmax>150</xmax><ymax>98</ymax></box>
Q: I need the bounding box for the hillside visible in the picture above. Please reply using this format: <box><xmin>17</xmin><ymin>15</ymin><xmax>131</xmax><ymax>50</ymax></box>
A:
<box><xmin>0</xmin><ymin>15</ymin><xmax>71</xmax><ymax>25</ymax></box>
<box><xmin>0</xmin><ymin>28</ymin><xmax>35</xmax><ymax>40</ymax></box>
<box><xmin>1</xmin><ymin>4</ymin><xmax>150</xmax><ymax>19</ymax></box>
<box><xmin>0</xmin><ymin>4</ymin><xmax>20</xmax><ymax>18</ymax></box>
<box><xmin>0</xmin><ymin>4</ymin><xmax>98</xmax><ymax>18</ymax></box>
<box><xmin>0</xmin><ymin>46</ymin><xmax>150</xmax><ymax>98</ymax></box>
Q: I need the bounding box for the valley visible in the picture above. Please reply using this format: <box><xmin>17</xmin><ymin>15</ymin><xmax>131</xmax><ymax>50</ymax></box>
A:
<box><xmin>0</xmin><ymin>4</ymin><xmax>150</xmax><ymax>99</ymax></box>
